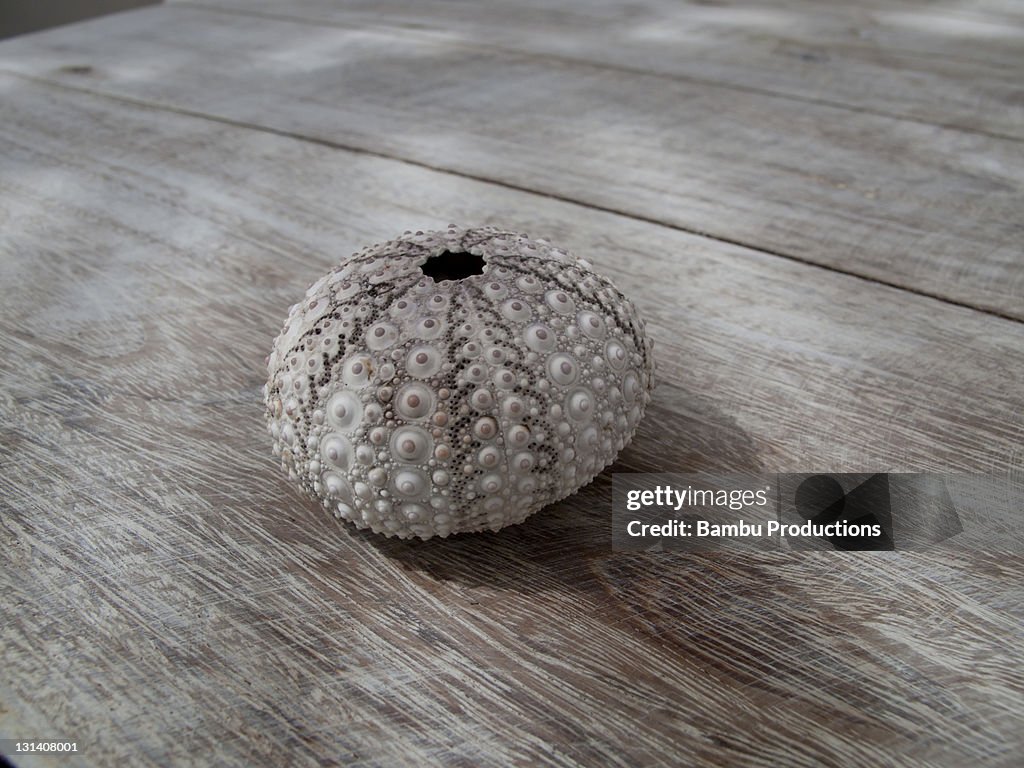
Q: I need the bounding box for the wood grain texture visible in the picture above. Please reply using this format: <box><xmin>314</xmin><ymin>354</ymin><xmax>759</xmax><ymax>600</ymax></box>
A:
<box><xmin>170</xmin><ymin>0</ymin><xmax>1024</xmax><ymax>140</ymax></box>
<box><xmin>0</xmin><ymin>5</ymin><xmax>1021</xmax><ymax>319</ymax></box>
<box><xmin>1</xmin><ymin>75</ymin><xmax>1023</xmax><ymax>768</ymax></box>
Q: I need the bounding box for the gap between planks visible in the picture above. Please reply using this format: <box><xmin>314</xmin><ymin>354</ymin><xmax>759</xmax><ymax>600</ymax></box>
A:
<box><xmin>4</xmin><ymin>68</ymin><xmax>1022</xmax><ymax>329</ymax></box>
<box><xmin>2</xmin><ymin>4</ymin><xmax>1018</xmax><ymax>319</ymax></box>
<box><xmin>171</xmin><ymin>0</ymin><xmax>1024</xmax><ymax>146</ymax></box>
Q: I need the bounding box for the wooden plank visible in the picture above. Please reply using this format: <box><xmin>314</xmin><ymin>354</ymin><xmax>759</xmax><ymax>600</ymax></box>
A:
<box><xmin>171</xmin><ymin>0</ymin><xmax>1024</xmax><ymax>139</ymax></box>
<box><xmin>2</xmin><ymin>75</ymin><xmax>1023</xmax><ymax>767</ymax></box>
<box><xmin>0</xmin><ymin>6</ymin><xmax>1021</xmax><ymax>320</ymax></box>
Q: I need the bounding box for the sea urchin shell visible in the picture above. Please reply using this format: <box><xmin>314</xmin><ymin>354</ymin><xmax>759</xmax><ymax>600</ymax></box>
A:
<box><xmin>264</xmin><ymin>226</ymin><xmax>654</xmax><ymax>539</ymax></box>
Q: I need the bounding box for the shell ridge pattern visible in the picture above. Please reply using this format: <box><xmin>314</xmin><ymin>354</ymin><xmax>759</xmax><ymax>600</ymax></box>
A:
<box><xmin>293</xmin><ymin>272</ymin><xmax>423</xmax><ymax>425</ymax></box>
<box><xmin>491</xmin><ymin>253</ymin><xmax>651</xmax><ymax>375</ymax></box>
<box><xmin>265</xmin><ymin>226</ymin><xmax>654</xmax><ymax>539</ymax></box>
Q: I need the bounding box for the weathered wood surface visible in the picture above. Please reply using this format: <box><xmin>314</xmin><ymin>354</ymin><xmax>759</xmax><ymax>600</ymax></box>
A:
<box><xmin>172</xmin><ymin>0</ymin><xmax>1024</xmax><ymax>139</ymax></box>
<box><xmin>2</xmin><ymin>71</ymin><xmax>1023</xmax><ymax>768</ymax></box>
<box><xmin>2</xmin><ymin>0</ymin><xmax>1024</xmax><ymax>763</ymax></box>
<box><xmin>0</xmin><ymin>5</ymin><xmax>1022</xmax><ymax>319</ymax></box>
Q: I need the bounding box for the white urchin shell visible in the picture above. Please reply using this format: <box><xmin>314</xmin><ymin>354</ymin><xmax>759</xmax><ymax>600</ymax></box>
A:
<box><xmin>264</xmin><ymin>225</ymin><xmax>654</xmax><ymax>539</ymax></box>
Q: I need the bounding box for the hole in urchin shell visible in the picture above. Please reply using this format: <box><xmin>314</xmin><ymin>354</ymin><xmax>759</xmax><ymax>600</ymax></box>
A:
<box><xmin>421</xmin><ymin>251</ymin><xmax>485</xmax><ymax>282</ymax></box>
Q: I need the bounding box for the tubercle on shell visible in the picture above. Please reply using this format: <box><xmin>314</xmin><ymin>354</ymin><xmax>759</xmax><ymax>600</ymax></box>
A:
<box><xmin>264</xmin><ymin>225</ymin><xmax>655</xmax><ymax>540</ymax></box>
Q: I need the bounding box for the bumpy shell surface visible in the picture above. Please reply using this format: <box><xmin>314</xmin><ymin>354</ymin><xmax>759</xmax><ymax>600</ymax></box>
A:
<box><xmin>264</xmin><ymin>226</ymin><xmax>654</xmax><ymax>539</ymax></box>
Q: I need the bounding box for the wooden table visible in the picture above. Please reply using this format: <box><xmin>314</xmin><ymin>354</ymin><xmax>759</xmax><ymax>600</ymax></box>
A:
<box><xmin>2</xmin><ymin>2</ymin><xmax>1022</xmax><ymax>765</ymax></box>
